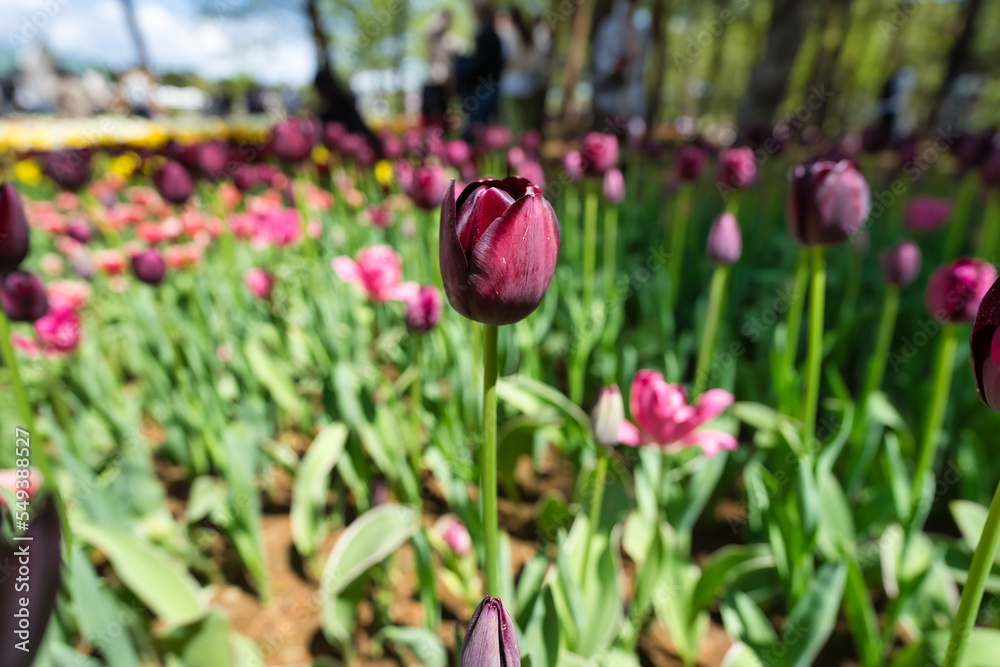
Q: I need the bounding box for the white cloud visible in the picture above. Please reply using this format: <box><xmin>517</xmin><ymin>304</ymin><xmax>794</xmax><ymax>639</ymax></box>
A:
<box><xmin>2</xmin><ymin>0</ymin><xmax>316</xmax><ymax>86</ymax></box>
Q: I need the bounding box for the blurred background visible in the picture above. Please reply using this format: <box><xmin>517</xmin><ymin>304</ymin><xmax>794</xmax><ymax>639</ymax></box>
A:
<box><xmin>1</xmin><ymin>0</ymin><xmax>998</xmax><ymax>145</ymax></box>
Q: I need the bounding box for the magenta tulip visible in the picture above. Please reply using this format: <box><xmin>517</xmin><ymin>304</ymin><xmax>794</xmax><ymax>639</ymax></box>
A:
<box><xmin>971</xmin><ymin>276</ymin><xmax>1000</xmax><ymax>411</ymax></box>
<box><xmin>0</xmin><ymin>182</ymin><xmax>30</xmax><ymax>275</ymax></box>
<box><xmin>706</xmin><ymin>212</ymin><xmax>742</xmax><ymax>265</ymax></box>
<box><xmin>404</xmin><ymin>285</ymin><xmax>443</xmax><ymax>334</ymax></box>
<box><xmin>926</xmin><ymin>258</ymin><xmax>997</xmax><ymax>323</ymax></box>
<box><xmin>880</xmin><ymin>241</ymin><xmax>921</xmax><ymax>287</ymax></box>
<box><xmin>405</xmin><ymin>165</ymin><xmax>448</xmax><ymax>211</ymax></box>
<box><xmin>153</xmin><ymin>160</ymin><xmax>194</xmax><ymax>206</ymax></box>
<box><xmin>439</xmin><ymin>177</ymin><xmax>559</xmax><ymax>326</ymax></box>
<box><xmin>131</xmin><ymin>248</ymin><xmax>167</xmax><ymax>285</ymax></box>
<box><xmin>603</xmin><ymin>168</ymin><xmax>625</xmax><ymax>204</ymax></box>
<box><xmin>333</xmin><ymin>245</ymin><xmax>417</xmax><ymax>303</ymax></box>
<box><xmin>904</xmin><ymin>196</ymin><xmax>952</xmax><ymax>233</ymax></box>
<box><xmin>244</xmin><ymin>268</ymin><xmax>273</xmax><ymax>300</ymax></box>
<box><xmin>580</xmin><ymin>132</ymin><xmax>619</xmax><ymax>176</ymax></box>
<box><xmin>675</xmin><ymin>144</ymin><xmax>707</xmax><ymax>182</ymax></box>
<box><xmin>788</xmin><ymin>159</ymin><xmax>871</xmax><ymax>245</ymax></box>
<box><xmin>716</xmin><ymin>147</ymin><xmax>757</xmax><ymax>190</ymax></box>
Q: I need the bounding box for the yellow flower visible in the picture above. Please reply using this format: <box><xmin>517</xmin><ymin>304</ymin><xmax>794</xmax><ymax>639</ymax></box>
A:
<box><xmin>14</xmin><ymin>159</ymin><xmax>42</xmax><ymax>185</ymax></box>
<box><xmin>374</xmin><ymin>160</ymin><xmax>394</xmax><ymax>188</ymax></box>
<box><xmin>312</xmin><ymin>145</ymin><xmax>330</xmax><ymax>165</ymax></box>
<box><xmin>109</xmin><ymin>153</ymin><xmax>141</xmax><ymax>178</ymax></box>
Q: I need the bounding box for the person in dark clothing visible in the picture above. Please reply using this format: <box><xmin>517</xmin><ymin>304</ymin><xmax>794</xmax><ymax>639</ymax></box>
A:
<box><xmin>456</xmin><ymin>3</ymin><xmax>504</xmax><ymax>144</ymax></box>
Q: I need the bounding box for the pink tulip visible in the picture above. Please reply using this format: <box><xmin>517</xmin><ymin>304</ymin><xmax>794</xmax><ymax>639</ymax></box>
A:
<box><xmin>437</xmin><ymin>515</ymin><xmax>472</xmax><ymax>556</ymax></box>
<box><xmin>244</xmin><ymin>268</ymin><xmax>273</xmax><ymax>300</ymax></box>
<box><xmin>517</xmin><ymin>161</ymin><xmax>546</xmax><ymax>189</ymax></box>
<box><xmin>93</xmin><ymin>249</ymin><xmax>126</xmax><ymax>275</ymax></box>
<box><xmin>34</xmin><ymin>308</ymin><xmax>81</xmax><ymax>354</ymax></box>
<box><xmin>904</xmin><ymin>196</ymin><xmax>952</xmax><ymax>233</ymax></box>
<box><xmin>333</xmin><ymin>245</ymin><xmax>418</xmax><ymax>303</ymax></box>
<box><xmin>626</xmin><ymin>370</ymin><xmax>737</xmax><ymax>457</ymax></box>
<box><xmin>47</xmin><ymin>280</ymin><xmax>90</xmax><ymax>314</ymax></box>
<box><xmin>925</xmin><ymin>258</ymin><xmax>997</xmax><ymax>323</ymax></box>
<box><xmin>603</xmin><ymin>168</ymin><xmax>625</xmax><ymax>204</ymax></box>
<box><xmin>716</xmin><ymin>147</ymin><xmax>757</xmax><ymax>190</ymax></box>
<box><xmin>404</xmin><ymin>285</ymin><xmax>443</xmax><ymax>333</ymax></box>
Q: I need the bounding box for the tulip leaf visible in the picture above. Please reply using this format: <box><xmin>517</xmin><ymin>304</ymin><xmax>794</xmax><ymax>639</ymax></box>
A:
<box><xmin>720</xmin><ymin>592</ymin><xmax>777</xmax><ymax>653</ymax></box>
<box><xmin>816</xmin><ymin>470</ymin><xmax>856</xmax><ymax>559</ymax></box>
<box><xmin>720</xmin><ymin>642</ymin><xmax>765</xmax><ymax>667</ymax></box>
<box><xmin>780</xmin><ymin>562</ymin><xmax>847</xmax><ymax>667</ymax></box>
<box><xmin>522</xmin><ymin>586</ymin><xmax>560</xmax><ymax>667</ymax></box>
<box><xmin>951</xmin><ymin>500</ymin><xmax>992</xmax><ymax>556</ymax></box>
<box><xmin>690</xmin><ymin>544</ymin><xmax>773</xmax><ymax>614</ymax></box>
<box><xmin>291</xmin><ymin>422</ymin><xmax>348</xmax><ymax>557</ymax></box>
<box><xmin>73</xmin><ymin>520</ymin><xmax>205</xmax><ymax>627</ymax></box>
<box><xmin>245</xmin><ymin>335</ymin><xmax>304</xmax><ymax>419</ymax></box>
<box><xmin>157</xmin><ymin>612</ymin><xmax>233</xmax><ymax>667</ymax></box>
<box><xmin>320</xmin><ymin>504</ymin><xmax>419</xmax><ymax>643</ymax></box>
<box><xmin>497</xmin><ymin>375</ymin><xmax>590</xmax><ymax>430</ymax></box>
<box><xmin>376</xmin><ymin>627</ymin><xmax>446</xmax><ymax>667</ymax></box>
<box><xmin>843</xmin><ymin>555</ymin><xmax>882</xmax><ymax>667</ymax></box>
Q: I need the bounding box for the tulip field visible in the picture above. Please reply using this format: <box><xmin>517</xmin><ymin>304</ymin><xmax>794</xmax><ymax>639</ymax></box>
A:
<box><xmin>3</xmin><ymin>117</ymin><xmax>1000</xmax><ymax>667</ymax></box>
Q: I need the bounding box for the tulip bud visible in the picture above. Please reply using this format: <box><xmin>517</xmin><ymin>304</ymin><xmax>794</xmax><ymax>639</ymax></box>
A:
<box><xmin>196</xmin><ymin>141</ymin><xmax>228</xmax><ymax>179</ymax></box>
<box><xmin>788</xmin><ymin>159</ymin><xmax>871</xmax><ymax>246</ymax></box>
<box><xmin>971</xmin><ymin>276</ymin><xmax>1000</xmax><ymax>411</ymax></box>
<box><xmin>716</xmin><ymin>148</ymin><xmax>756</xmax><ymax>190</ymax></box>
<box><xmin>521</xmin><ymin>130</ymin><xmax>541</xmax><ymax>155</ymax></box>
<box><xmin>904</xmin><ymin>196</ymin><xmax>952</xmax><ymax>233</ymax></box>
<box><xmin>131</xmin><ymin>248</ymin><xmax>166</xmax><ymax>286</ymax></box>
<box><xmin>436</xmin><ymin>515</ymin><xmax>472</xmax><ymax>556</ymax></box>
<box><xmin>154</xmin><ymin>160</ymin><xmax>194</xmax><ymax>206</ymax></box>
<box><xmin>440</xmin><ymin>177</ymin><xmax>559</xmax><ymax>326</ymax></box>
<box><xmin>245</xmin><ymin>268</ymin><xmax>273</xmax><ymax>300</ymax></box>
<box><xmin>404</xmin><ymin>285</ymin><xmax>443</xmax><ymax>334</ymax></box>
<box><xmin>0</xmin><ymin>182</ymin><xmax>30</xmax><ymax>276</ymax></box>
<box><xmin>675</xmin><ymin>144</ymin><xmax>707</xmax><ymax>182</ymax></box>
<box><xmin>591</xmin><ymin>385</ymin><xmax>625</xmax><ymax>447</ymax></box>
<box><xmin>1</xmin><ymin>271</ymin><xmax>48</xmax><ymax>322</ymax></box>
<box><xmin>460</xmin><ymin>596</ymin><xmax>520</xmax><ymax>667</ymax></box>
<box><xmin>580</xmin><ymin>133</ymin><xmax>619</xmax><ymax>176</ymax></box>
<box><xmin>880</xmin><ymin>242</ymin><xmax>921</xmax><ymax>287</ymax></box>
<box><xmin>603</xmin><ymin>168</ymin><xmax>625</xmax><ymax>204</ymax></box>
<box><xmin>564</xmin><ymin>150</ymin><xmax>584</xmax><ymax>182</ymax></box>
<box><xmin>926</xmin><ymin>258</ymin><xmax>997</xmax><ymax>323</ymax></box>
<box><xmin>271</xmin><ymin>117</ymin><xmax>319</xmax><ymax>163</ymax></box>
<box><xmin>706</xmin><ymin>212</ymin><xmax>742</xmax><ymax>265</ymax></box>
<box><xmin>43</xmin><ymin>150</ymin><xmax>92</xmax><ymax>191</ymax></box>
<box><xmin>66</xmin><ymin>219</ymin><xmax>92</xmax><ymax>244</ymax></box>
<box><xmin>35</xmin><ymin>309</ymin><xmax>81</xmax><ymax>354</ymax></box>
<box><xmin>446</xmin><ymin>140</ymin><xmax>472</xmax><ymax>167</ymax></box>
<box><xmin>517</xmin><ymin>162</ymin><xmax>545</xmax><ymax>189</ymax></box>
<box><xmin>405</xmin><ymin>165</ymin><xmax>448</xmax><ymax>211</ymax></box>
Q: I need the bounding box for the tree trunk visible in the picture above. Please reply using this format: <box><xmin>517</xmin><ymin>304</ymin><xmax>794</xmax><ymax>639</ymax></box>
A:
<box><xmin>805</xmin><ymin>0</ymin><xmax>852</xmax><ymax>134</ymax></box>
<box><xmin>120</xmin><ymin>0</ymin><xmax>150</xmax><ymax>70</ymax></box>
<box><xmin>644</xmin><ymin>0</ymin><xmax>670</xmax><ymax>127</ymax></box>
<box><xmin>559</xmin><ymin>0</ymin><xmax>595</xmax><ymax>125</ymax></box>
<box><xmin>737</xmin><ymin>0</ymin><xmax>817</xmax><ymax>132</ymax></box>
<box><xmin>930</xmin><ymin>0</ymin><xmax>985</xmax><ymax>130</ymax></box>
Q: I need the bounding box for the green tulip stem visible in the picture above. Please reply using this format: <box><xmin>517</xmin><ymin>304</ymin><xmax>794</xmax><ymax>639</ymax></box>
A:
<box><xmin>0</xmin><ymin>309</ymin><xmax>71</xmax><ymax>551</ymax></box>
<box><xmin>943</xmin><ymin>478</ymin><xmax>1000</xmax><ymax>667</ymax></box>
<box><xmin>667</xmin><ymin>183</ymin><xmax>693</xmax><ymax>311</ymax></box>
<box><xmin>856</xmin><ymin>286</ymin><xmax>900</xmax><ymax>430</ymax></box>
<box><xmin>481</xmin><ymin>323</ymin><xmax>500</xmax><ymax>597</ymax></box>
<box><xmin>802</xmin><ymin>246</ymin><xmax>826</xmax><ymax>446</ymax></box>
<box><xmin>582</xmin><ymin>180</ymin><xmax>599</xmax><ymax>314</ymax></box>
<box><xmin>944</xmin><ymin>172</ymin><xmax>979</xmax><ymax>260</ymax></box>
<box><xmin>410</xmin><ymin>334</ymin><xmax>423</xmax><ymax>473</ymax></box>
<box><xmin>783</xmin><ymin>249</ymin><xmax>811</xmax><ymax>394</ymax></box>
<box><xmin>603</xmin><ymin>204</ymin><xmax>619</xmax><ymax>306</ymax></box>
<box><xmin>911</xmin><ymin>322</ymin><xmax>958</xmax><ymax>510</ymax></box>
<box><xmin>693</xmin><ymin>265</ymin><xmax>730</xmax><ymax>396</ymax></box>
<box><xmin>579</xmin><ymin>448</ymin><xmax>608</xmax><ymax>584</ymax></box>
<box><xmin>980</xmin><ymin>192</ymin><xmax>1000</xmax><ymax>262</ymax></box>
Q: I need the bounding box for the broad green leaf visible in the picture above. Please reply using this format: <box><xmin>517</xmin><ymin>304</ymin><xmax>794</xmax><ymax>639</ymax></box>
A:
<box><xmin>245</xmin><ymin>336</ymin><xmax>304</xmax><ymax>418</ymax></box>
<box><xmin>291</xmin><ymin>422</ymin><xmax>349</xmax><ymax>557</ymax></box>
<box><xmin>781</xmin><ymin>562</ymin><xmax>847</xmax><ymax>667</ymax></box>
<box><xmin>73</xmin><ymin>521</ymin><xmax>205</xmax><ymax>627</ymax></box>
<box><xmin>158</xmin><ymin>612</ymin><xmax>233</xmax><ymax>667</ymax></box>
<box><xmin>690</xmin><ymin>544</ymin><xmax>773</xmax><ymax>614</ymax></box>
<box><xmin>721</xmin><ymin>642</ymin><xmax>765</xmax><ymax>667</ymax></box>
<box><xmin>320</xmin><ymin>505</ymin><xmax>419</xmax><ymax>643</ymax></box>
<box><xmin>377</xmin><ymin>627</ymin><xmax>446</xmax><ymax>667</ymax></box>
<box><xmin>843</xmin><ymin>556</ymin><xmax>881</xmax><ymax>667</ymax></box>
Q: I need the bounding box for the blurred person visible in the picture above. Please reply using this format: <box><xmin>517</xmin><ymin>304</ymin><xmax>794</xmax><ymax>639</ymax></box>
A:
<box><xmin>55</xmin><ymin>70</ymin><xmax>91</xmax><ymax>117</ymax></box>
<box><xmin>81</xmin><ymin>69</ymin><xmax>112</xmax><ymax>113</ymax></box>
<box><xmin>591</xmin><ymin>0</ymin><xmax>644</xmax><ymax>131</ymax></box>
<box><xmin>423</xmin><ymin>10</ymin><xmax>460</xmax><ymax>131</ymax></box>
<box><xmin>456</xmin><ymin>2</ymin><xmax>504</xmax><ymax>144</ymax></box>
<box><xmin>118</xmin><ymin>67</ymin><xmax>156</xmax><ymax>117</ymax></box>
<box><xmin>497</xmin><ymin>8</ymin><xmax>545</xmax><ymax>133</ymax></box>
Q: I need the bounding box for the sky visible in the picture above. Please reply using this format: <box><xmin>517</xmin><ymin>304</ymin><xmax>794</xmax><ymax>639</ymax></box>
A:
<box><xmin>1</xmin><ymin>0</ymin><xmax>316</xmax><ymax>86</ymax></box>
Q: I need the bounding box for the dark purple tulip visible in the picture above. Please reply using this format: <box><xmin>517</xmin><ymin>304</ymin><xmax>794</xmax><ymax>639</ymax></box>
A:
<box><xmin>324</xmin><ymin>122</ymin><xmax>346</xmax><ymax>148</ymax></box>
<box><xmin>956</xmin><ymin>129</ymin><xmax>995</xmax><ymax>174</ymax></box>
<box><xmin>706</xmin><ymin>212</ymin><xmax>742</xmax><ymax>265</ymax></box>
<box><xmin>895</xmin><ymin>134</ymin><xmax>918</xmax><ymax>168</ymax></box>
<box><xmin>880</xmin><ymin>241</ymin><xmax>921</xmax><ymax>287</ymax></box>
<box><xmin>716</xmin><ymin>147</ymin><xmax>757</xmax><ymax>190</ymax></box>
<box><xmin>1</xmin><ymin>271</ymin><xmax>48</xmax><ymax>322</ymax></box>
<box><xmin>131</xmin><ymin>248</ymin><xmax>167</xmax><ymax>286</ymax></box>
<box><xmin>404</xmin><ymin>285</ymin><xmax>443</xmax><ymax>334</ymax></box>
<box><xmin>406</xmin><ymin>165</ymin><xmax>448</xmax><ymax>211</ymax></box>
<box><xmin>233</xmin><ymin>164</ymin><xmax>261</xmax><ymax>192</ymax></box>
<box><xmin>925</xmin><ymin>258</ymin><xmax>997</xmax><ymax>323</ymax></box>
<box><xmin>0</xmin><ymin>498</ymin><xmax>61</xmax><ymax>667</ymax></box>
<box><xmin>440</xmin><ymin>177</ymin><xmax>560</xmax><ymax>326</ymax></box>
<box><xmin>971</xmin><ymin>276</ymin><xmax>1000</xmax><ymax>411</ymax></box>
<box><xmin>153</xmin><ymin>160</ymin><xmax>194</xmax><ymax>206</ymax></box>
<box><xmin>675</xmin><ymin>144</ymin><xmax>707</xmax><ymax>182</ymax></box>
<box><xmin>861</xmin><ymin>122</ymin><xmax>891</xmax><ymax>153</ymax></box>
<box><xmin>271</xmin><ymin>117</ymin><xmax>318</xmax><ymax>163</ymax></box>
<box><xmin>42</xmin><ymin>150</ymin><xmax>92</xmax><ymax>191</ymax></box>
<box><xmin>0</xmin><ymin>182</ymin><xmax>30</xmax><ymax>276</ymax></box>
<box><xmin>983</xmin><ymin>148</ymin><xmax>1000</xmax><ymax>189</ymax></box>
<box><xmin>65</xmin><ymin>219</ymin><xmax>92</xmax><ymax>244</ymax></box>
<box><xmin>904</xmin><ymin>196</ymin><xmax>952</xmax><ymax>233</ymax></box>
<box><xmin>603</xmin><ymin>168</ymin><xmax>624</xmax><ymax>204</ymax></box>
<box><xmin>460</xmin><ymin>595</ymin><xmax>520</xmax><ymax>667</ymax></box>
<box><xmin>580</xmin><ymin>132</ymin><xmax>619</xmax><ymax>176</ymax></box>
<box><xmin>521</xmin><ymin>129</ymin><xmax>541</xmax><ymax>155</ymax></box>
<box><xmin>787</xmin><ymin>159</ymin><xmax>871</xmax><ymax>246</ymax></box>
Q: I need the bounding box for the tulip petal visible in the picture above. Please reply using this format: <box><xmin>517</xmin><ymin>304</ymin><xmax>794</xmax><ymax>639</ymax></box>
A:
<box><xmin>466</xmin><ymin>192</ymin><xmax>559</xmax><ymax>326</ymax></box>
<box><xmin>693</xmin><ymin>388</ymin><xmax>734</xmax><ymax>424</ymax></box>
<box><xmin>440</xmin><ymin>180</ymin><xmax>473</xmax><ymax>319</ymax></box>
<box><xmin>384</xmin><ymin>280</ymin><xmax>420</xmax><ymax>303</ymax></box>
<box><xmin>618</xmin><ymin>420</ymin><xmax>641</xmax><ymax>446</ymax></box>
<box><xmin>460</xmin><ymin>597</ymin><xmax>503</xmax><ymax>667</ymax></box>
<box><xmin>992</xmin><ymin>328</ymin><xmax>1000</xmax><ymax>373</ymax></box>
<box><xmin>683</xmin><ymin>430</ymin><xmax>738</xmax><ymax>457</ymax></box>
<box><xmin>332</xmin><ymin>256</ymin><xmax>361</xmax><ymax>285</ymax></box>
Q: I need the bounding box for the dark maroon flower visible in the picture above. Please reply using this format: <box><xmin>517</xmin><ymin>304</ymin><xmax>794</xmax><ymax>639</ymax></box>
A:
<box><xmin>153</xmin><ymin>160</ymin><xmax>194</xmax><ymax>206</ymax></box>
<box><xmin>925</xmin><ymin>258</ymin><xmax>997</xmax><ymax>323</ymax></box>
<box><xmin>983</xmin><ymin>147</ymin><xmax>1000</xmax><ymax>189</ymax></box>
<box><xmin>0</xmin><ymin>182</ymin><xmax>30</xmax><ymax>276</ymax></box>
<box><xmin>904</xmin><ymin>196</ymin><xmax>952</xmax><ymax>233</ymax></box>
<box><xmin>787</xmin><ymin>159</ymin><xmax>871</xmax><ymax>246</ymax></box>
<box><xmin>675</xmin><ymin>144</ymin><xmax>707</xmax><ymax>182</ymax></box>
<box><xmin>716</xmin><ymin>147</ymin><xmax>757</xmax><ymax>190</ymax></box>
<box><xmin>404</xmin><ymin>285</ymin><xmax>443</xmax><ymax>334</ymax></box>
<box><xmin>440</xmin><ymin>177</ymin><xmax>560</xmax><ymax>326</ymax></box>
<box><xmin>580</xmin><ymin>132</ymin><xmax>619</xmax><ymax>176</ymax></box>
<box><xmin>706</xmin><ymin>212</ymin><xmax>742</xmax><ymax>265</ymax></box>
<box><xmin>861</xmin><ymin>122</ymin><xmax>891</xmax><ymax>153</ymax></box>
<box><xmin>131</xmin><ymin>248</ymin><xmax>166</xmax><ymax>286</ymax></box>
<box><xmin>65</xmin><ymin>219</ymin><xmax>92</xmax><ymax>244</ymax></box>
<box><xmin>1</xmin><ymin>271</ymin><xmax>48</xmax><ymax>322</ymax></box>
<box><xmin>880</xmin><ymin>241</ymin><xmax>921</xmax><ymax>287</ymax></box>
<box><xmin>233</xmin><ymin>164</ymin><xmax>261</xmax><ymax>192</ymax></box>
<box><xmin>406</xmin><ymin>165</ymin><xmax>448</xmax><ymax>210</ymax></box>
<box><xmin>971</xmin><ymin>276</ymin><xmax>1000</xmax><ymax>411</ymax></box>
<box><xmin>42</xmin><ymin>150</ymin><xmax>92</xmax><ymax>191</ymax></box>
